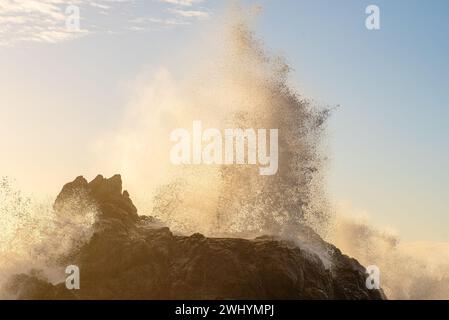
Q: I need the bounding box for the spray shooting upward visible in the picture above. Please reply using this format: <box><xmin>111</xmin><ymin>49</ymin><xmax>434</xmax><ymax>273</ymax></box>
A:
<box><xmin>147</xmin><ymin>8</ymin><xmax>331</xmax><ymax>237</ymax></box>
<box><xmin>0</xmin><ymin>177</ymin><xmax>97</xmax><ymax>298</ymax></box>
<box><xmin>86</xmin><ymin>5</ymin><xmax>449</xmax><ymax>299</ymax></box>
<box><xmin>1</xmin><ymin>2</ymin><xmax>449</xmax><ymax>301</ymax></box>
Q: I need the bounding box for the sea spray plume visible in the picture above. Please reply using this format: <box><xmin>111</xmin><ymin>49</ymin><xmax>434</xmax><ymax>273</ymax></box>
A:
<box><xmin>0</xmin><ymin>177</ymin><xmax>97</xmax><ymax>298</ymax></box>
<box><xmin>152</xmin><ymin>6</ymin><xmax>331</xmax><ymax>238</ymax></box>
<box><xmin>2</xmin><ymin>175</ymin><xmax>385</xmax><ymax>300</ymax></box>
<box><xmin>329</xmin><ymin>213</ymin><xmax>449</xmax><ymax>299</ymax></box>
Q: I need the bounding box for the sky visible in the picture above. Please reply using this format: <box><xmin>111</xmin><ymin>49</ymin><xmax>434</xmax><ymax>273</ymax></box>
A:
<box><xmin>0</xmin><ymin>0</ymin><xmax>448</xmax><ymax>242</ymax></box>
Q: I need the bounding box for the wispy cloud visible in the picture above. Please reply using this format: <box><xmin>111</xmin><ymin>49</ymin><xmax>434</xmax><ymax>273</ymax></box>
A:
<box><xmin>128</xmin><ymin>16</ymin><xmax>189</xmax><ymax>30</ymax></box>
<box><xmin>89</xmin><ymin>2</ymin><xmax>112</xmax><ymax>10</ymax></box>
<box><xmin>159</xmin><ymin>0</ymin><xmax>204</xmax><ymax>7</ymax></box>
<box><xmin>0</xmin><ymin>0</ymin><xmax>119</xmax><ymax>46</ymax></box>
<box><xmin>169</xmin><ymin>9</ymin><xmax>209</xmax><ymax>19</ymax></box>
<box><xmin>0</xmin><ymin>0</ymin><xmax>210</xmax><ymax>47</ymax></box>
<box><xmin>126</xmin><ymin>0</ymin><xmax>209</xmax><ymax>32</ymax></box>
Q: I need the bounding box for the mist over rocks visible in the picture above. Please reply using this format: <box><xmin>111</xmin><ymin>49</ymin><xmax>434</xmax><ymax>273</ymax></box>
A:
<box><xmin>4</xmin><ymin>175</ymin><xmax>385</xmax><ymax>300</ymax></box>
<box><xmin>54</xmin><ymin>174</ymin><xmax>138</xmax><ymax>223</ymax></box>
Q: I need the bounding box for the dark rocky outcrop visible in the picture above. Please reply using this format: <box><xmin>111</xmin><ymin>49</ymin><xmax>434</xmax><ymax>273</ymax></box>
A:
<box><xmin>5</xmin><ymin>175</ymin><xmax>385</xmax><ymax>300</ymax></box>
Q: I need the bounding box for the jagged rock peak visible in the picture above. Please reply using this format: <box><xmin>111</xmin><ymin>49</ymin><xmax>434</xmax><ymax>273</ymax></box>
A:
<box><xmin>54</xmin><ymin>174</ymin><xmax>138</xmax><ymax>222</ymax></box>
<box><xmin>5</xmin><ymin>175</ymin><xmax>386</xmax><ymax>300</ymax></box>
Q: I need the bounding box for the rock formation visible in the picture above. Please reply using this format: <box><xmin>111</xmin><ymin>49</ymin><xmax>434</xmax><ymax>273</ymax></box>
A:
<box><xmin>5</xmin><ymin>175</ymin><xmax>385</xmax><ymax>300</ymax></box>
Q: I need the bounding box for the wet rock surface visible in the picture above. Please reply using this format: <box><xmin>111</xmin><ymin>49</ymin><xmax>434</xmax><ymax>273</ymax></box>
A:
<box><xmin>5</xmin><ymin>175</ymin><xmax>385</xmax><ymax>300</ymax></box>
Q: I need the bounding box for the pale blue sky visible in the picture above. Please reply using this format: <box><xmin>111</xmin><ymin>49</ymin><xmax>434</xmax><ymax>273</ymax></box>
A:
<box><xmin>254</xmin><ymin>0</ymin><xmax>449</xmax><ymax>241</ymax></box>
<box><xmin>0</xmin><ymin>0</ymin><xmax>448</xmax><ymax>241</ymax></box>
